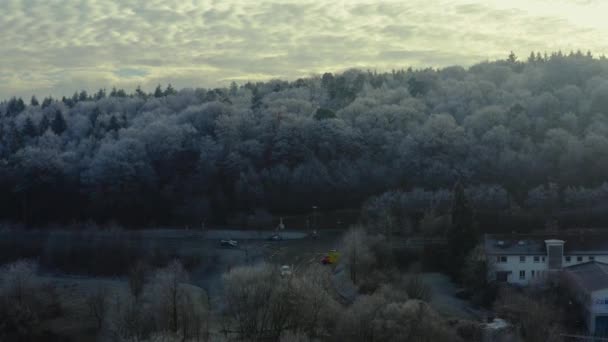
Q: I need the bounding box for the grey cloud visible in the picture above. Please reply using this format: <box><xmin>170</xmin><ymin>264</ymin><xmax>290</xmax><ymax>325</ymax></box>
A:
<box><xmin>1</xmin><ymin>0</ymin><xmax>608</xmax><ymax>99</ymax></box>
<box><xmin>455</xmin><ymin>3</ymin><xmax>486</xmax><ymax>14</ymax></box>
<box><xmin>378</xmin><ymin>50</ymin><xmax>485</xmax><ymax>66</ymax></box>
<box><xmin>380</xmin><ymin>24</ymin><xmax>416</xmax><ymax>38</ymax></box>
<box><xmin>114</xmin><ymin>68</ymin><xmax>149</xmax><ymax>78</ymax></box>
<box><xmin>348</xmin><ymin>2</ymin><xmax>413</xmax><ymax>17</ymax></box>
<box><xmin>134</xmin><ymin>59</ymin><xmax>166</xmax><ymax>67</ymax></box>
<box><xmin>203</xmin><ymin>8</ymin><xmax>234</xmax><ymax>23</ymax></box>
<box><xmin>137</xmin><ymin>8</ymin><xmax>187</xmax><ymax>22</ymax></box>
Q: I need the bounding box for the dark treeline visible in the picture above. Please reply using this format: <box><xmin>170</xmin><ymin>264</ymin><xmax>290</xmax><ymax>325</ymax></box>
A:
<box><xmin>2</xmin><ymin>51</ymin><xmax>608</xmax><ymax>226</ymax></box>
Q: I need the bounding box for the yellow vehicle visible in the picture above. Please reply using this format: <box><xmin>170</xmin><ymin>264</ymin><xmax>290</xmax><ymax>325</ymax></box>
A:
<box><xmin>321</xmin><ymin>249</ymin><xmax>340</xmax><ymax>265</ymax></box>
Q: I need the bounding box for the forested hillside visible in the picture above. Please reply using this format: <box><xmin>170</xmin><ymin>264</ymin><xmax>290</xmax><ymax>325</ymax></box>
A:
<box><xmin>2</xmin><ymin>51</ymin><xmax>608</xmax><ymax>226</ymax></box>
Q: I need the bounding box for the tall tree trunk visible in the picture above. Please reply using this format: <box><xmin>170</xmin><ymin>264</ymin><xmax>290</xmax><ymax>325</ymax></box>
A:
<box><xmin>21</xmin><ymin>192</ymin><xmax>28</xmax><ymax>226</ymax></box>
<box><xmin>173</xmin><ymin>284</ymin><xmax>178</xmax><ymax>333</ymax></box>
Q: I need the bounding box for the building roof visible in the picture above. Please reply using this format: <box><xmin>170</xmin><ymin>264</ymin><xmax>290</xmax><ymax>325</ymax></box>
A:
<box><xmin>564</xmin><ymin>261</ymin><xmax>608</xmax><ymax>292</ymax></box>
<box><xmin>484</xmin><ymin>231</ymin><xmax>608</xmax><ymax>255</ymax></box>
<box><xmin>484</xmin><ymin>235</ymin><xmax>546</xmax><ymax>255</ymax></box>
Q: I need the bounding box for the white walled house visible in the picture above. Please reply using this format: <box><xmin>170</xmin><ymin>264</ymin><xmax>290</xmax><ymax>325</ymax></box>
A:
<box><xmin>563</xmin><ymin>261</ymin><xmax>608</xmax><ymax>336</ymax></box>
<box><xmin>484</xmin><ymin>232</ymin><xmax>608</xmax><ymax>336</ymax></box>
<box><xmin>484</xmin><ymin>233</ymin><xmax>608</xmax><ymax>286</ymax></box>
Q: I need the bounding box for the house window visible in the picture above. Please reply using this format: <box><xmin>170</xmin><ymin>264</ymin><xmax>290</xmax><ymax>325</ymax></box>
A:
<box><xmin>542</xmin><ymin>257</ymin><xmax>546</xmax><ymax>262</ymax></box>
<box><xmin>496</xmin><ymin>271</ymin><xmax>508</xmax><ymax>282</ymax></box>
<box><xmin>520</xmin><ymin>256</ymin><xmax>526</xmax><ymax>263</ymax></box>
<box><xmin>497</xmin><ymin>256</ymin><xmax>507</xmax><ymax>263</ymax></box>
<box><xmin>533</xmin><ymin>256</ymin><xmax>540</xmax><ymax>263</ymax></box>
<box><xmin>589</xmin><ymin>256</ymin><xmax>595</xmax><ymax>261</ymax></box>
<box><xmin>532</xmin><ymin>270</ymin><xmax>535</xmax><ymax>277</ymax></box>
<box><xmin>565</xmin><ymin>256</ymin><xmax>571</xmax><ymax>263</ymax></box>
<box><xmin>577</xmin><ymin>256</ymin><xmax>583</xmax><ymax>262</ymax></box>
<box><xmin>519</xmin><ymin>270</ymin><xmax>525</xmax><ymax>280</ymax></box>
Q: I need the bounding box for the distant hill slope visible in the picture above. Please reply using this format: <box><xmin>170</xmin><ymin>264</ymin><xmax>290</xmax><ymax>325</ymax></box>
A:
<box><xmin>2</xmin><ymin>52</ymin><xmax>608</xmax><ymax>225</ymax></box>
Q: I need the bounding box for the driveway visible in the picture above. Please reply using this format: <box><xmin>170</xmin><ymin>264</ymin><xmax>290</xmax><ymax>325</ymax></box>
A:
<box><xmin>416</xmin><ymin>273</ymin><xmax>486</xmax><ymax>320</ymax></box>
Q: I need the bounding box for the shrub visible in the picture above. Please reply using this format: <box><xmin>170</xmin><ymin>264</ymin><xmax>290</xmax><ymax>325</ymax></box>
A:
<box><xmin>404</xmin><ymin>276</ymin><xmax>432</xmax><ymax>302</ymax></box>
<box><xmin>0</xmin><ymin>260</ymin><xmax>62</xmax><ymax>341</ymax></box>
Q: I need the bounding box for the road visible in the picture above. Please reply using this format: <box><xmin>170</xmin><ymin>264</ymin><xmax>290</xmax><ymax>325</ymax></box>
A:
<box><xmin>3</xmin><ymin>228</ymin><xmax>342</xmax><ymax>310</ymax></box>
<box><xmin>417</xmin><ymin>273</ymin><xmax>488</xmax><ymax>320</ymax></box>
<box><xmin>4</xmin><ymin>228</ymin><xmax>485</xmax><ymax>324</ymax></box>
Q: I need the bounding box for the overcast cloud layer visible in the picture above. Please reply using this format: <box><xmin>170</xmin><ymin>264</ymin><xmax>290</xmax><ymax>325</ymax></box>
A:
<box><xmin>1</xmin><ymin>0</ymin><xmax>608</xmax><ymax>99</ymax></box>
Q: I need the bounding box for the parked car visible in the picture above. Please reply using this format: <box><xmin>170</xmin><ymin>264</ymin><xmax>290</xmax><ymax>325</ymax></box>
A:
<box><xmin>220</xmin><ymin>239</ymin><xmax>238</xmax><ymax>248</ymax></box>
<box><xmin>280</xmin><ymin>265</ymin><xmax>292</xmax><ymax>277</ymax></box>
<box><xmin>268</xmin><ymin>234</ymin><xmax>282</xmax><ymax>241</ymax></box>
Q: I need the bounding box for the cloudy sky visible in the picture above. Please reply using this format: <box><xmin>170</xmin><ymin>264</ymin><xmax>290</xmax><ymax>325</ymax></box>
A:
<box><xmin>1</xmin><ymin>0</ymin><xmax>607</xmax><ymax>99</ymax></box>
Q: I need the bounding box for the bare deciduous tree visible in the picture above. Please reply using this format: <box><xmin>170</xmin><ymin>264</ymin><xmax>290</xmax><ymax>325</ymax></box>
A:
<box><xmin>288</xmin><ymin>266</ymin><xmax>340</xmax><ymax>338</ymax></box>
<box><xmin>221</xmin><ymin>263</ymin><xmax>340</xmax><ymax>341</ymax></box>
<box><xmin>404</xmin><ymin>276</ymin><xmax>432</xmax><ymax>302</ymax></box>
<box><xmin>178</xmin><ymin>288</ymin><xmax>209</xmax><ymax>342</ymax></box>
<box><xmin>0</xmin><ymin>260</ymin><xmax>61</xmax><ymax>341</ymax></box>
<box><xmin>335</xmin><ymin>287</ymin><xmax>458</xmax><ymax>342</ymax></box>
<box><xmin>341</xmin><ymin>227</ymin><xmax>376</xmax><ymax>285</ymax></box>
<box><xmin>279</xmin><ymin>331</ymin><xmax>314</xmax><ymax>342</ymax></box>
<box><xmin>151</xmin><ymin>260</ymin><xmax>190</xmax><ymax>334</ymax></box>
<box><xmin>222</xmin><ymin>264</ymin><xmax>277</xmax><ymax>340</ymax></box>
<box><xmin>87</xmin><ymin>285</ymin><xmax>109</xmax><ymax>331</ymax></box>
<box><xmin>494</xmin><ymin>287</ymin><xmax>564</xmax><ymax>342</ymax></box>
<box><xmin>104</xmin><ymin>293</ymin><xmax>152</xmax><ymax>342</ymax></box>
<box><xmin>0</xmin><ymin>259</ymin><xmax>37</xmax><ymax>305</ymax></box>
<box><xmin>129</xmin><ymin>260</ymin><xmax>148</xmax><ymax>300</ymax></box>
<box><xmin>371</xmin><ymin>300</ymin><xmax>460</xmax><ymax>342</ymax></box>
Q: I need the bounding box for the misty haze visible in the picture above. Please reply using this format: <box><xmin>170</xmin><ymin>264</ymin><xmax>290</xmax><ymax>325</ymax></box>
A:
<box><xmin>2</xmin><ymin>1</ymin><xmax>608</xmax><ymax>341</ymax></box>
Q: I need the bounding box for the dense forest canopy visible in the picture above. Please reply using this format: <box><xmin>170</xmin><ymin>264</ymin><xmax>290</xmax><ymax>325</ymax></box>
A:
<box><xmin>2</xmin><ymin>51</ymin><xmax>608</xmax><ymax>226</ymax></box>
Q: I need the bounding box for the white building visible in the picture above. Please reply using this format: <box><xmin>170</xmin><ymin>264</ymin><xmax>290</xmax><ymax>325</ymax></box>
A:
<box><xmin>563</xmin><ymin>261</ymin><xmax>608</xmax><ymax>335</ymax></box>
<box><xmin>484</xmin><ymin>232</ymin><xmax>608</xmax><ymax>335</ymax></box>
<box><xmin>484</xmin><ymin>233</ymin><xmax>608</xmax><ymax>286</ymax></box>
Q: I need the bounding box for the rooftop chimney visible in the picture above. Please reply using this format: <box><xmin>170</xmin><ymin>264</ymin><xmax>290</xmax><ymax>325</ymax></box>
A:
<box><xmin>545</xmin><ymin>239</ymin><xmax>565</xmax><ymax>270</ymax></box>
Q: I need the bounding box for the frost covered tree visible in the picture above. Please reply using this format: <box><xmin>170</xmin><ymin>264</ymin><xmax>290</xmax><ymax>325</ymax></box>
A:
<box><xmin>1</xmin><ymin>53</ymin><xmax>608</xmax><ymax>225</ymax></box>
<box><xmin>151</xmin><ymin>260</ymin><xmax>189</xmax><ymax>333</ymax></box>
<box><xmin>447</xmin><ymin>182</ymin><xmax>476</xmax><ymax>278</ymax></box>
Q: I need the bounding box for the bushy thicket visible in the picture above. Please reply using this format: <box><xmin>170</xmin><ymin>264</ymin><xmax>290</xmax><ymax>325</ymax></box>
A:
<box><xmin>220</xmin><ymin>263</ymin><xmax>463</xmax><ymax>342</ymax></box>
<box><xmin>3</xmin><ymin>51</ymin><xmax>608</xmax><ymax>225</ymax></box>
<box><xmin>494</xmin><ymin>286</ymin><xmax>568</xmax><ymax>342</ymax></box>
<box><xmin>363</xmin><ymin>183</ymin><xmax>608</xmax><ymax>233</ymax></box>
<box><xmin>0</xmin><ymin>259</ymin><xmax>210</xmax><ymax>342</ymax></box>
<box><xmin>0</xmin><ymin>261</ymin><xmax>63</xmax><ymax>341</ymax></box>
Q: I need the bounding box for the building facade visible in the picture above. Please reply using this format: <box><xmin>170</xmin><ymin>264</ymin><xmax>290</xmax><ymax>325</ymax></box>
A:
<box><xmin>563</xmin><ymin>261</ymin><xmax>608</xmax><ymax>335</ymax></box>
<box><xmin>484</xmin><ymin>233</ymin><xmax>608</xmax><ymax>286</ymax></box>
<box><xmin>485</xmin><ymin>232</ymin><xmax>608</xmax><ymax>335</ymax></box>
